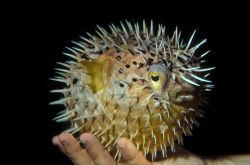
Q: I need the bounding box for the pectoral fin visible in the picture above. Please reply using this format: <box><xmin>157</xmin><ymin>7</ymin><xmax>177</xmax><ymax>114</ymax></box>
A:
<box><xmin>80</xmin><ymin>55</ymin><xmax>112</xmax><ymax>93</ymax></box>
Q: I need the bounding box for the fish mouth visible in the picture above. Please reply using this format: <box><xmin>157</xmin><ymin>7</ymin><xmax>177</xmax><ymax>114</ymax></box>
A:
<box><xmin>169</xmin><ymin>86</ymin><xmax>197</xmax><ymax>104</ymax></box>
<box><xmin>175</xmin><ymin>93</ymin><xmax>195</xmax><ymax>103</ymax></box>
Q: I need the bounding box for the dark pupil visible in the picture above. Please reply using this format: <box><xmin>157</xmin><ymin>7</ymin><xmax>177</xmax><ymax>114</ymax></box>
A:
<box><xmin>151</xmin><ymin>75</ymin><xmax>159</xmax><ymax>81</ymax></box>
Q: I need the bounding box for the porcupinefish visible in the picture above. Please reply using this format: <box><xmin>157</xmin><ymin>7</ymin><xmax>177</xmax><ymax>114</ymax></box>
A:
<box><xmin>50</xmin><ymin>20</ymin><xmax>215</xmax><ymax>161</ymax></box>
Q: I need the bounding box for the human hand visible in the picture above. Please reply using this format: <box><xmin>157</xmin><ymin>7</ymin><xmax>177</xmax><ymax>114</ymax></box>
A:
<box><xmin>52</xmin><ymin>132</ymin><xmax>153</xmax><ymax>165</ymax></box>
<box><xmin>52</xmin><ymin>132</ymin><xmax>250</xmax><ymax>165</ymax></box>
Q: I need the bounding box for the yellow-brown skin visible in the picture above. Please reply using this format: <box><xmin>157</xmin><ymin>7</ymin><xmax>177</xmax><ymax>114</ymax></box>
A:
<box><xmin>65</xmin><ymin>52</ymin><xmax>203</xmax><ymax>161</ymax></box>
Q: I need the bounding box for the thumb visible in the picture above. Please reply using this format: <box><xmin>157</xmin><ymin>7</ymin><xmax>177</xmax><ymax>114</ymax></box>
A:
<box><xmin>117</xmin><ymin>138</ymin><xmax>150</xmax><ymax>165</ymax></box>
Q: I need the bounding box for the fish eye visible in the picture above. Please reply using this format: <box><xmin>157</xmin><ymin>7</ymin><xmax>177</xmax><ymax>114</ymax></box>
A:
<box><xmin>147</xmin><ymin>64</ymin><xmax>169</xmax><ymax>94</ymax></box>
<box><xmin>151</xmin><ymin>75</ymin><xmax>159</xmax><ymax>81</ymax></box>
<box><xmin>148</xmin><ymin>72</ymin><xmax>162</xmax><ymax>93</ymax></box>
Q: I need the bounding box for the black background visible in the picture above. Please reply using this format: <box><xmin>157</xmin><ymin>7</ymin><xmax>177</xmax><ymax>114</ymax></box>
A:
<box><xmin>20</xmin><ymin>4</ymin><xmax>250</xmax><ymax>165</ymax></box>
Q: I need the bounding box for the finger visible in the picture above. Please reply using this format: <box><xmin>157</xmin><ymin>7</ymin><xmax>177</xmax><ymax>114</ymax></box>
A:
<box><xmin>80</xmin><ymin>133</ymin><xmax>116</xmax><ymax>165</ymax></box>
<box><xmin>57</xmin><ymin>132</ymin><xmax>94</xmax><ymax>165</ymax></box>
<box><xmin>117</xmin><ymin>138</ymin><xmax>150</xmax><ymax>165</ymax></box>
<box><xmin>52</xmin><ymin>135</ymin><xmax>65</xmax><ymax>153</ymax></box>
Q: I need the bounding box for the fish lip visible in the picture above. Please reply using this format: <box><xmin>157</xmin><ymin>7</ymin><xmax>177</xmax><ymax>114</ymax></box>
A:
<box><xmin>169</xmin><ymin>87</ymin><xmax>196</xmax><ymax>104</ymax></box>
<box><xmin>175</xmin><ymin>94</ymin><xmax>195</xmax><ymax>103</ymax></box>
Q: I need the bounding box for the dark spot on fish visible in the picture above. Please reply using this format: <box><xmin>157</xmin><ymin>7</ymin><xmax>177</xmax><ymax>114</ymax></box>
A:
<box><xmin>150</xmin><ymin>53</ymin><xmax>156</xmax><ymax>57</ymax></box>
<box><xmin>125</xmin><ymin>64</ymin><xmax>130</xmax><ymax>68</ymax></box>
<box><xmin>139</xmin><ymin>63</ymin><xmax>144</xmax><ymax>68</ymax></box>
<box><xmin>119</xmin><ymin>83</ymin><xmax>124</xmax><ymax>87</ymax></box>
<box><xmin>116</xmin><ymin>48</ymin><xmax>121</xmax><ymax>53</ymax></box>
<box><xmin>179</xmin><ymin>69</ymin><xmax>184</xmax><ymax>73</ymax></box>
<box><xmin>132</xmin><ymin>78</ymin><xmax>137</xmax><ymax>82</ymax></box>
<box><xmin>114</xmin><ymin>45</ymin><xmax>121</xmax><ymax>53</ymax></box>
<box><xmin>147</xmin><ymin>45</ymin><xmax>151</xmax><ymax>51</ymax></box>
<box><xmin>153</xmin><ymin>97</ymin><xmax>159</xmax><ymax>100</ymax></box>
<box><xmin>168</xmin><ymin>62</ymin><xmax>173</xmax><ymax>71</ymax></box>
<box><xmin>82</xmin><ymin>53</ymin><xmax>90</xmax><ymax>60</ymax></box>
<box><xmin>128</xmin><ymin>49</ymin><xmax>135</xmax><ymax>56</ymax></box>
<box><xmin>73</xmin><ymin>78</ymin><xmax>78</xmax><ymax>84</ymax></box>
<box><xmin>94</xmin><ymin>50</ymin><xmax>103</xmax><ymax>55</ymax></box>
<box><xmin>132</xmin><ymin>61</ymin><xmax>137</xmax><ymax>65</ymax></box>
<box><xmin>162</xmin><ymin>59</ymin><xmax>168</xmax><ymax>66</ymax></box>
<box><xmin>148</xmin><ymin>58</ymin><xmax>154</xmax><ymax>65</ymax></box>
<box><xmin>118</xmin><ymin>68</ymin><xmax>123</xmax><ymax>74</ymax></box>
<box><xmin>177</xmin><ymin>57</ymin><xmax>186</xmax><ymax>64</ymax></box>
<box><xmin>116</xmin><ymin>56</ymin><xmax>121</xmax><ymax>61</ymax></box>
<box><xmin>138</xmin><ymin>48</ymin><xmax>146</xmax><ymax>54</ymax></box>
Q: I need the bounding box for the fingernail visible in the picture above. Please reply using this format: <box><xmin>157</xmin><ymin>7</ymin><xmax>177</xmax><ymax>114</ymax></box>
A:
<box><xmin>117</xmin><ymin>140</ymin><xmax>126</xmax><ymax>149</ymax></box>
<box><xmin>52</xmin><ymin>137</ymin><xmax>58</xmax><ymax>145</ymax></box>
